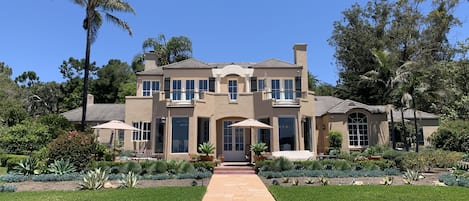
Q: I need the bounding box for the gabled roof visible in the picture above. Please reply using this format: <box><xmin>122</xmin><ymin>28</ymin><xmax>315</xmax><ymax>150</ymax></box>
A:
<box><xmin>251</xmin><ymin>58</ymin><xmax>300</xmax><ymax>68</ymax></box>
<box><xmin>162</xmin><ymin>58</ymin><xmax>212</xmax><ymax>69</ymax></box>
<box><xmin>315</xmin><ymin>96</ymin><xmax>385</xmax><ymax>116</ymax></box>
<box><xmin>137</xmin><ymin>67</ymin><xmax>164</xmax><ymax>75</ymax></box>
<box><xmin>61</xmin><ymin>104</ymin><xmax>125</xmax><ymax>123</ymax></box>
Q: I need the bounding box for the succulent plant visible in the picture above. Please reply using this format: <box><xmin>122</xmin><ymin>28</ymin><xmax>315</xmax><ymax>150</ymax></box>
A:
<box><xmin>48</xmin><ymin>159</ymin><xmax>76</xmax><ymax>175</ymax></box>
<box><xmin>120</xmin><ymin>171</ymin><xmax>138</xmax><ymax>188</ymax></box>
<box><xmin>81</xmin><ymin>168</ymin><xmax>109</xmax><ymax>190</ymax></box>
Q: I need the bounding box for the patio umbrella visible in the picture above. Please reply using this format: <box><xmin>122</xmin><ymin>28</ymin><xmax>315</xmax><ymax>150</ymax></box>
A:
<box><xmin>228</xmin><ymin>119</ymin><xmax>272</xmax><ymax>129</ymax></box>
<box><xmin>92</xmin><ymin>120</ymin><xmax>140</xmax><ymax>149</ymax></box>
<box><xmin>229</xmin><ymin>119</ymin><xmax>272</xmax><ymax>162</ymax></box>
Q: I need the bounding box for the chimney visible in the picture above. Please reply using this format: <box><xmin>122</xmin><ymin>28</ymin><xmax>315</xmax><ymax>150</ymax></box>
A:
<box><xmin>87</xmin><ymin>94</ymin><xmax>94</xmax><ymax>106</ymax></box>
<box><xmin>144</xmin><ymin>51</ymin><xmax>158</xmax><ymax>71</ymax></box>
<box><xmin>293</xmin><ymin>44</ymin><xmax>308</xmax><ymax>92</ymax></box>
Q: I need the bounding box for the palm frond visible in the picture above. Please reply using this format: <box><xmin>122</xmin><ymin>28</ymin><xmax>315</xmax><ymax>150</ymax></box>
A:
<box><xmin>401</xmin><ymin>92</ymin><xmax>412</xmax><ymax>108</ymax></box>
<box><xmin>101</xmin><ymin>0</ymin><xmax>136</xmax><ymax>14</ymax></box>
<box><xmin>142</xmin><ymin>38</ymin><xmax>157</xmax><ymax>52</ymax></box>
<box><xmin>71</xmin><ymin>0</ymin><xmax>87</xmax><ymax>7</ymax></box>
<box><xmin>105</xmin><ymin>13</ymin><xmax>133</xmax><ymax>35</ymax></box>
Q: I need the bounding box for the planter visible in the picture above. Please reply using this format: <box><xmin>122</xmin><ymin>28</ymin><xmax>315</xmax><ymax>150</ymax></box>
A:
<box><xmin>200</xmin><ymin>155</ymin><xmax>214</xmax><ymax>162</ymax></box>
<box><xmin>253</xmin><ymin>155</ymin><xmax>266</xmax><ymax>162</ymax></box>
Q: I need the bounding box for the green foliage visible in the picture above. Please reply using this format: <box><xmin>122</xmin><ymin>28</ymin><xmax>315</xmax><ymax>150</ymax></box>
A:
<box><xmin>121</xmin><ymin>161</ymin><xmax>142</xmax><ymax>175</ymax></box>
<box><xmin>328</xmin><ymin>130</ymin><xmax>343</xmax><ymax>150</ymax></box>
<box><xmin>403</xmin><ymin>169</ymin><xmax>421</xmax><ymax>184</ymax></box>
<box><xmin>0</xmin><ymin>184</ymin><xmax>17</xmax><ymax>192</ymax></box>
<box><xmin>177</xmin><ymin>161</ymin><xmax>195</xmax><ymax>174</ymax></box>
<box><xmin>400</xmin><ymin>150</ymin><xmax>462</xmax><ymax>171</ymax></box>
<box><xmin>48</xmin><ymin>159</ymin><xmax>76</xmax><ymax>175</ymax></box>
<box><xmin>250</xmin><ymin>143</ymin><xmax>268</xmax><ymax>156</ymax></box>
<box><xmin>192</xmin><ymin>161</ymin><xmax>215</xmax><ymax>173</ymax></box>
<box><xmin>48</xmin><ymin>131</ymin><xmax>100</xmax><ymax>171</ymax></box>
<box><xmin>0</xmin><ymin>119</ymin><xmax>51</xmax><ymax>154</ymax></box>
<box><xmin>91</xmin><ymin>59</ymin><xmax>135</xmax><ymax>104</ymax></box>
<box><xmin>197</xmin><ymin>142</ymin><xmax>215</xmax><ymax>156</ymax></box>
<box><xmin>81</xmin><ymin>168</ymin><xmax>109</xmax><ymax>190</ymax></box>
<box><xmin>36</xmin><ymin>114</ymin><xmax>72</xmax><ymax>138</ymax></box>
<box><xmin>142</xmin><ymin>34</ymin><xmax>193</xmax><ymax>66</ymax></box>
<box><xmin>13</xmin><ymin>157</ymin><xmax>41</xmax><ymax>176</ymax></box>
<box><xmin>430</xmin><ymin>120</ymin><xmax>469</xmax><ymax>152</ymax></box>
<box><xmin>31</xmin><ymin>173</ymin><xmax>82</xmax><ymax>182</ymax></box>
<box><xmin>0</xmin><ymin>174</ymin><xmax>30</xmax><ymax>182</ymax></box>
<box><xmin>272</xmin><ymin>157</ymin><xmax>293</xmax><ymax>172</ymax></box>
<box><xmin>120</xmin><ymin>171</ymin><xmax>138</xmax><ymax>188</ymax></box>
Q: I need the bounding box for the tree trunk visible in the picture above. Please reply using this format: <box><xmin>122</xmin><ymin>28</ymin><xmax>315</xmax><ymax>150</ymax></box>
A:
<box><xmin>81</xmin><ymin>12</ymin><xmax>93</xmax><ymax>132</ymax></box>
<box><xmin>401</xmin><ymin>108</ymin><xmax>409</xmax><ymax>151</ymax></box>
<box><xmin>412</xmin><ymin>97</ymin><xmax>419</xmax><ymax>152</ymax></box>
<box><xmin>390</xmin><ymin>107</ymin><xmax>396</xmax><ymax>149</ymax></box>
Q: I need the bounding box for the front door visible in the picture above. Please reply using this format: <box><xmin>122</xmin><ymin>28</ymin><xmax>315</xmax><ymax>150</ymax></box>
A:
<box><xmin>223</xmin><ymin>121</ymin><xmax>245</xmax><ymax>161</ymax></box>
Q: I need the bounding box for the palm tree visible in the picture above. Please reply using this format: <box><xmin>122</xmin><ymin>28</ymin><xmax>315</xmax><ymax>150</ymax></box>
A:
<box><xmin>71</xmin><ymin>0</ymin><xmax>135</xmax><ymax>131</ymax></box>
<box><xmin>142</xmin><ymin>34</ymin><xmax>192</xmax><ymax>66</ymax></box>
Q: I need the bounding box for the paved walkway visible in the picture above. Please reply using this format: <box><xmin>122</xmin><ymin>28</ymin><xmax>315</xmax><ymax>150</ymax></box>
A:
<box><xmin>202</xmin><ymin>174</ymin><xmax>275</xmax><ymax>201</ymax></box>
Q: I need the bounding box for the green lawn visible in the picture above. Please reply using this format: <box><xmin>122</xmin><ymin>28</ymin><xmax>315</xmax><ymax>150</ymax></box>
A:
<box><xmin>269</xmin><ymin>186</ymin><xmax>469</xmax><ymax>201</ymax></box>
<box><xmin>0</xmin><ymin>167</ymin><xmax>6</xmax><ymax>175</ymax></box>
<box><xmin>0</xmin><ymin>187</ymin><xmax>206</xmax><ymax>201</ymax></box>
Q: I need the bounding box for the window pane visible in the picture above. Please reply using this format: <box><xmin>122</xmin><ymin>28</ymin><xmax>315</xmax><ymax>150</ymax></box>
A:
<box><xmin>186</xmin><ymin>80</ymin><xmax>194</xmax><ymax>100</ymax></box>
<box><xmin>143</xmin><ymin>81</ymin><xmax>150</xmax><ymax>96</ymax></box>
<box><xmin>172</xmin><ymin>117</ymin><xmax>189</xmax><ymax>153</ymax></box>
<box><xmin>154</xmin><ymin>118</ymin><xmax>164</xmax><ymax>153</ymax></box>
<box><xmin>228</xmin><ymin>80</ymin><xmax>237</xmax><ymax>100</ymax></box>
<box><xmin>271</xmin><ymin>80</ymin><xmax>280</xmax><ymax>99</ymax></box>
<box><xmin>224</xmin><ymin>121</ymin><xmax>233</xmax><ymax>151</ymax></box>
<box><xmin>257</xmin><ymin>118</ymin><xmax>271</xmax><ymax>152</ymax></box>
<box><xmin>284</xmin><ymin>80</ymin><xmax>294</xmax><ymax>99</ymax></box>
<box><xmin>197</xmin><ymin>118</ymin><xmax>210</xmax><ymax>150</ymax></box>
<box><xmin>258</xmin><ymin>80</ymin><xmax>265</xmax><ymax>91</ymax></box>
<box><xmin>347</xmin><ymin>112</ymin><xmax>368</xmax><ymax>146</ymax></box>
<box><xmin>172</xmin><ymin>80</ymin><xmax>181</xmax><ymax>100</ymax></box>
<box><xmin>279</xmin><ymin>117</ymin><xmax>295</xmax><ymax>151</ymax></box>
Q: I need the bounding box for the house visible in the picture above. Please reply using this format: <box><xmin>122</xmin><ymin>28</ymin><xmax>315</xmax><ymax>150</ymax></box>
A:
<box><xmin>62</xmin><ymin>43</ymin><xmax>440</xmax><ymax>161</ymax></box>
<box><xmin>124</xmin><ymin>44</ymin><xmax>315</xmax><ymax>161</ymax></box>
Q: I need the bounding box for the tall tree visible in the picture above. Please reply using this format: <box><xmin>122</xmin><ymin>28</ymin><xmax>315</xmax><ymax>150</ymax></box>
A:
<box><xmin>71</xmin><ymin>0</ymin><xmax>135</xmax><ymax>131</ymax></box>
<box><xmin>91</xmin><ymin>59</ymin><xmax>134</xmax><ymax>103</ymax></box>
<box><xmin>142</xmin><ymin>34</ymin><xmax>193</xmax><ymax>66</ymax></box>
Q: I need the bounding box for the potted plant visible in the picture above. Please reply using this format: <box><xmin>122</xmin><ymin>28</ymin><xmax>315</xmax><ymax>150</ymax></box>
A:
<box><xmin>250</xmin><ymin>143</ymin><xmax>268</xmax><ymax>162</ymax></box>
<box><xmin>198</xmin><ymin>142</ymin><xmax>215</xmax><ymax>161</ymax></box>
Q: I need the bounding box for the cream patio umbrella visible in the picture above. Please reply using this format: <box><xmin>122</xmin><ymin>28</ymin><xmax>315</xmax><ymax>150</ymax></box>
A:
<box><xmin>92</xmin><ymin>120</ymin><xmax>140</xmax><ymax>149</ymax></box>
<box><xmin>229</xmin><ymin>119</ymin><xmax>273</xmax><ymax>161</ymax></box>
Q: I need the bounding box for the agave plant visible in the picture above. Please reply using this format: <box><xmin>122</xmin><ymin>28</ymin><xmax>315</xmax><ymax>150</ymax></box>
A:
<box><xmin>81</xmin><ymin>168</ymin><xmax>109</xmax><ymax>190</ymax></box>
<box><xmin>250</xmin><ymin>143</ymin><xmax>268</xmax><ymax>156</ymax></box>
<box><xmin>198</xmin><ymin>142</ymin><xmax>215</xmax><ymax>156</ymax></box>
<box><xmin>120</xmin><ymin>171</ymin><xmax>138</xmax><ymax>188</ymax></box>
<box><xmin>48</xmin><ymin>159</ymin><xmax>76</xmax><ymax>175</ymax></box>
<box><xmin>14</xmin><ymin>157</ymin><xmax>40</xmax><ymax>176</ymax></box>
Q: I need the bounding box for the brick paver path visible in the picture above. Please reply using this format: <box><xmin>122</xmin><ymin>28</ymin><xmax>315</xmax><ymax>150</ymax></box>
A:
<box><xmin>202</xmin><ymin>174</ymin><xmax>275</xmax><ymax>201</ymax></box>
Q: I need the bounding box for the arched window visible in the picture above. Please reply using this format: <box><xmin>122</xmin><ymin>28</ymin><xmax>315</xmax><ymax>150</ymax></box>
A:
<box><xmin>348</xmin><ymin>112</ymin><xmax>368</xmax><ymax>146</ymax></box>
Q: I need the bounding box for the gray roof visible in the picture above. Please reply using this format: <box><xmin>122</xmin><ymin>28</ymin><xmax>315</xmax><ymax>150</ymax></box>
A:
<box><xmin>251</xmin><ymin>58</ymin><xmax>300</xmax><ymax>68</ymax></box>
<box><xmin>386</xmin><ymin>107</ymin><xmax>439</xmax><ymax>121</ymax></box>
<box><xmin>315</xmin><ymin>96</ymin><xmax>385</xmax><ymax>116</ymax></box>
<box><xmin>61</xmin><ymin>104</ymin><xmax>125</xmax><ymax>122</ymax></box>
<box><xmin>138</xmin><ymin>58</ymin><xmax>299</xmax><ymax>74</ymax></box>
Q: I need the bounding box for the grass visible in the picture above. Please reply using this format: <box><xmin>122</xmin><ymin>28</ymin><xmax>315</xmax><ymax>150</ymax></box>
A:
<box><xmin>269</xmin><ymin>186</ymin><xmax>469</xmax><ymax>201</ymax></box>
<box><xmin>0</xmin><ymin>187</ymin><xmax>206</xmax><ymax>201</ymax></box>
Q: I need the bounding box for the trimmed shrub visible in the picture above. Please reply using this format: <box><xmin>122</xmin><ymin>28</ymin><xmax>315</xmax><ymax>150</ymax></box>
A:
<box><xmin>32</xmin><ymin>173</ymin><xmax>82</xmax><ymax>182</ymax></box>
<box><xmin>0</xmin><ymin>184</ymin><xmax>17</xmax><ymax>192</ymax></box>
<box><xmin>429</xmin><ymin>120</ymin><xmax>469</xmax><ymax>152</ymax></box>
<box><xmin>192</xmin><ymin>161</ymin><xmax>215</xmax><ymax>173</ymax></box>
<box><xmin>121</xmin><ymin>161</ymin><xmax>142</xmax><ymax>175</ymax></box>
<box><xmin>272</xmin><ymin>157</ymin><xmax>293</xmax><ymax>172</ymax></box>
<box><xmin>0</xmin><ymin>174</ymin><xmax>30</xmax><ymax>182</ymax></box>
<box><xmin>3</xmin><ymin>155</ymin><xmax>28</xmax><ymax>172</ymax></box>
<box><xmin>48</xmin><ymin>131</ymin><xmax>101</xmax><ymax>171</ymax></box>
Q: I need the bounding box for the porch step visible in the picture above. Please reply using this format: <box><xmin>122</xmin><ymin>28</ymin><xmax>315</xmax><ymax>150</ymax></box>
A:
<box><xmin>214</xmin><ymin>164</ymin><xmax>256</xmax><ymax>175</ymax></box>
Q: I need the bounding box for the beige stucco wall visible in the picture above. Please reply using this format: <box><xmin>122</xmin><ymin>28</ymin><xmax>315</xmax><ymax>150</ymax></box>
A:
<box><xmin>320</xmin><ymin>109</ymin><xmax>389</xmax><ymax>153</ymax></box>
<box><xmin>124</xmin><ymin>97</ymin><xmax>153</xmax><ymax>151</ymax></box>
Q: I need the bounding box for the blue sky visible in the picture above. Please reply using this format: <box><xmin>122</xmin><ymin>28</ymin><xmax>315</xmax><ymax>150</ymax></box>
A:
<box><xmin>1</xmin><ymin>0</ymin><xmax>468</xmax><ymax>85</ymax></box>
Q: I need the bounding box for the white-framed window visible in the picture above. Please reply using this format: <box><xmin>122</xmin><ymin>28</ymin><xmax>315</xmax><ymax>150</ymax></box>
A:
<box><xmin>348</xmin><ymin>112</ymin><xmax>368</xmax><ymax>146</ymax></box>
<box><xmin>132</xmin><ymin>121</ymin><xmax>151</xmax><ymax>141</ymax></box>
<box><xmin>199</xmin><ymin>80</ymin><xmax>208</xmax><ymax>97</ymax></box>
<box><xmin>284</xmin><ymin>79</ymin><xmax>294</xmax><ymax>99</ymax></box>
<box><xmin>271</xmin><ymin>80</ymin><xmax>280</xmax><ymax>99</ymax></box>
<box><xmin>228</xmin><ymin>80</ymin><xmax>238</xmax><ymax>101</ymax></box>
<box><xmin>258</xmin><ymin>80</ymin><xmax>265</xmax><ymax>91</ymax></box>
<box><xmin>142</xmin><ymin>80</ymin><xmax>159</xmax><ymax>96</ymax></box>
<box><xmin>172</xmin><ymin>80</ymin><xmax>182</xmax><ymax>100</ymax></box>
<box><xmin>186</xmin><ymin>80</ymin><xmax>195</xmax><ymax>100</ymax></box>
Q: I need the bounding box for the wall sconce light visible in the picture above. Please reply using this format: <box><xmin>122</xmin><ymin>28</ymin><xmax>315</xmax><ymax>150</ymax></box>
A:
<box><xmin>160</xmin><ymin>117</ymin><xmax>166</xmax><ymax>124</ymax></box>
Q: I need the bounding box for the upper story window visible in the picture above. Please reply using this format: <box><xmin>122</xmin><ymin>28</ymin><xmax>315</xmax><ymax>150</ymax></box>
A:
<box><xmin>348</xmin><ymin>112</ymin><xmax>368</xmax><ymax>147</ymax></box>
<box><xmin>199</xmin><ymin>80</ymin><xmax>208</xmax><ymax>97</ymax></box>
<box><xmin>284</xmin><ymin>79</ymin><xmax>294</xmax><ymax>100</ymax></box>
<box><xmin>271</xmin><ymin>80</ymin><xmax>280</xmax><ymax>99</ymax></box>
<box><xmin>172</xmin><ymin>80</ymin><xmax>182</xmax><ymax>100</ymax></box>
<box><xmin>142</xmin><ymin>80</ymin><xmax>159</xmax><ymax>96</ymax></box>
<box><xmin>258</xmin><ymin>80</ymin><xmax>265</xmax><ymax>92</ymax></box>
<box><xmin>228</xmin><ymin>80</ymin><xmax>238</xmax><ymax>101</ymax></box>
<box><xmin>186</xmin><ymin>80</ymin><xmax>195</xmax><ymax>100</ymax></box>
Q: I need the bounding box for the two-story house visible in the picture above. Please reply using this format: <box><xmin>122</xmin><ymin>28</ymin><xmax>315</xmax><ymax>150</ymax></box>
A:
<box><xmin>124</xmin><ymin>44</ymin><xmax>316</xmax><ymax>161</ymax></box>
